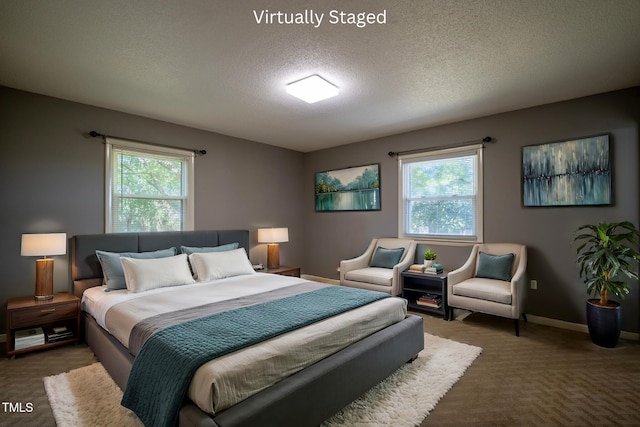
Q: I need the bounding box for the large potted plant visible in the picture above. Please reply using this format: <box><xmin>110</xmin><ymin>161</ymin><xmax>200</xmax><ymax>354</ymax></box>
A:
<box><xmin>573</xmin><ymin>221</ymin><xmax>640</xmax><ymax>348</ymax></box>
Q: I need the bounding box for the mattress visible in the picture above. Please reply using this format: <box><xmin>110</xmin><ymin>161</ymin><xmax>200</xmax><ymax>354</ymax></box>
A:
<box><xmin>82</xmin><ymin>273</ymin><xmax>407</xmax><ymax>415</ymax></box>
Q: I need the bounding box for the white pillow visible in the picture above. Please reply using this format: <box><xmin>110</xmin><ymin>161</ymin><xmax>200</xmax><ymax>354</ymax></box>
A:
<box><xmin>189</xmin><ymin>248</ymin><xmax>256</xmax><ymax>281</ymax></box>
<box><xmin>121</xmin><ymin>254</ymin><xmax>195</xmax><ymax>293</ymax></box>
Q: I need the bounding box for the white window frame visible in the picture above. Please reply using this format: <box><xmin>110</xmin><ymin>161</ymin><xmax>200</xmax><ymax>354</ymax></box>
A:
<box><xmin>105</xmin><ymin>137</ymin><xmax>195</xmax><ymax>233</ymax></box>
<box><xmin>398</xmin><ymin>144</ymin><xmax>483</xmax><ymax>244</ymax></box>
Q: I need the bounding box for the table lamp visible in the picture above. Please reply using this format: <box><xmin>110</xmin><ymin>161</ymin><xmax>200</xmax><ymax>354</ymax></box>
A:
<box><xmin>21</xmin><ymin>233</ymin><xmax>67</xmax><ymax>300</ymax></box>
<box><xmin>257</xmin><ymin>228</ymin><xmax>289</xmax><ymax>269</ymax></box>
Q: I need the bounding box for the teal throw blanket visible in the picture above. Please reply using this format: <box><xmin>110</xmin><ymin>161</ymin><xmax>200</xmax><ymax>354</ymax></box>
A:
<box><xmin>121</xmin><ymin>285</ymin><xmax>389</xmax><ymax>427</ymax></box>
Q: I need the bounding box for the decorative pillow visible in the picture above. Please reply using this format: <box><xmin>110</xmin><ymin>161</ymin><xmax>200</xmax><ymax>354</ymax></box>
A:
<box><xmin>181</xmin><ymin>243</ymin><xmax>240</xmax><ymax>279</ymax></box>
<box><xmin>475</xmin><ymin>252</ymin><xmax>515</xmax><ymax>282</ymax></box>
<box><xmin>96</xmin><ymin>247</ymin><xmax>177</xmax><ymax>291</ymax></box>
<box><xmin>189</xmin><ymin>248</ymin><xmax>255</xmax><ymax>281</ymax></box>
<box><xmin>369</xmin><ymin>247</ymin><xmax>405</xmax><ymax>269</ymax></box>
<box><xmin>180</xmin><ymin>242</ymin><xmax>239</xmax><ymax>255</ymax></box>
<box><xmin>120</xmin><ymin>254</ymin><xmax>195</xmax><ymax>293</ymax></box>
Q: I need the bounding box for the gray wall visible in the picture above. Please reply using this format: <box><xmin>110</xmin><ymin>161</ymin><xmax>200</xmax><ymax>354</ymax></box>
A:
<box><xmin>0</xmin><ymin>86</ymin><xmax>305</xmax><ymax>333</ymax></box>
<box><xmin>303</xmin><ymin>87</ymin><xmax>640</xmax><ymax>333</ymax></box>
<box><xmin>2</xmin><ymin>85</ymin><xmax>639</xmax><ymax>335</ymax></box>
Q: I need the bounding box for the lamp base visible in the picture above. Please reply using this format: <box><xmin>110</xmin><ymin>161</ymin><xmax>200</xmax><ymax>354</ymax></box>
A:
<box><xmin>34</xmin><ymin>258</ymin><xmax>54</xmax><ymax>301</ymax></box>
<box><xmin>266</xmin><ymin>243</ymin><xmax>280</xmax><ymax>269</ymax></box>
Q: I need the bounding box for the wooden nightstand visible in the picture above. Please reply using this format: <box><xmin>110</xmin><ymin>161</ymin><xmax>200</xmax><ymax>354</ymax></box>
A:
<box><xmin>265</xmin><ymin>265</ymin><xmax>301</xmax><ymax>277</ymax></box>
<box><xmin>6</xmin><ymin>292</ymin><xmax>81</xmax><ymax>358</ymax></box>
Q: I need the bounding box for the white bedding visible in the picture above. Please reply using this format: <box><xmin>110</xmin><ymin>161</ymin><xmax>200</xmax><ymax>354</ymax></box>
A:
<box><xmin>82</xmin><ymin>273</ymin><xmax>407</xmax><ymax>415</ymax></box>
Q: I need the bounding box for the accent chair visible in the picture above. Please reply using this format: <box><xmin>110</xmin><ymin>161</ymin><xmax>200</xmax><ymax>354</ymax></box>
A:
<box><xmin>340</xmin><ymin>238</ymin><xmax>416</xmax><ymax>296</ymax></box>
<box><xmin>447</xmin><ymin>243</ymin><xmax>527</xmax><ymax>336</ymax></box>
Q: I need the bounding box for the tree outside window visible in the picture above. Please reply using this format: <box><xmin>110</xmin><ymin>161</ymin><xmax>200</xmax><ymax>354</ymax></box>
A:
<box><xmin>105</xmin><ymin>138</ymin><xmax>194</xmax><ymax>233</ymax></box>
<box><xmin>399</xmin><ymin>146</ymin><xmax>483</xmax><ymax>242</ymax></box>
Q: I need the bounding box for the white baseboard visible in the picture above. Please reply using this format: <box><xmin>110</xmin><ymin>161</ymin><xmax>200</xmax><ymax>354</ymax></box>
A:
<box><xmin>526</xmin><ymin>314</ymin><xmax>639</xmax><ymax>341</ymax></box>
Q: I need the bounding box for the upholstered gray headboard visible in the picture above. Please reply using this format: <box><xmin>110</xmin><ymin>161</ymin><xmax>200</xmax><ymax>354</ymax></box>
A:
<box><xmin>70</xmin><ymin>229</ymin><xmax>250</xmax><ymax>297</ymax></box>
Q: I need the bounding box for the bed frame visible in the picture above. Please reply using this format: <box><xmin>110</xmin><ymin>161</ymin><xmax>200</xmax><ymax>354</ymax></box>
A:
<box><xmin>71</xmin><ymin>230</ymin><xmax>424</xmax><ymax>427</ymax></box>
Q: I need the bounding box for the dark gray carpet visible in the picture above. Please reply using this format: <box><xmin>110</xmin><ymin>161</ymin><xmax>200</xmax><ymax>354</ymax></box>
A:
<box><xmin>1</xmin><ymin>311</ymin><xmax>638</xmax><ymax>426</ymax></box>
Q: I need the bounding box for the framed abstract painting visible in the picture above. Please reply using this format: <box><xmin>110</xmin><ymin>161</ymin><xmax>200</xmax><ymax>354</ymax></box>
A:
<box><xmin>522</xmin><ymin>134</ymin><xmax>611</xmax><ymax>207</ymax></box>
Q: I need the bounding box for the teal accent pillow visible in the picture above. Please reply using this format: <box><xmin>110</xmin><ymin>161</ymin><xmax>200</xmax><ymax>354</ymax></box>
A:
<box><xmin>370</xmin><ymin>247</ymin><xmax>405</xmax><ymax>269</ymax></box>
<box><xmin>475</xmin><ymin>252</ymin><xmax>515</xmax><ymax>282</ymax></box>
<box><xmin>180</xmin><ymin>242</ymin><xmax>239</xmax><ymax>255</ymax></box>
<box><xmin>96</xmin><ymin>247</ymin><xmax>177</xmax><ymax>291</ymax></box>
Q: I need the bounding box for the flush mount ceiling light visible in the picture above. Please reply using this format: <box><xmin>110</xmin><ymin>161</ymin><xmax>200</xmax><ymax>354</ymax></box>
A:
<box><xmin>286</xmin><ymin>74</ymin><xmax>339</xmax><ymax>104</ymax></box>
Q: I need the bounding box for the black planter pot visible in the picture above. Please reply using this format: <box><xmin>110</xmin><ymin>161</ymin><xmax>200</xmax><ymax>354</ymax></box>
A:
<box><xmin>586</xmin><ymin>299</ymin><xmax>622</xmax><ymax>348</ymax></box>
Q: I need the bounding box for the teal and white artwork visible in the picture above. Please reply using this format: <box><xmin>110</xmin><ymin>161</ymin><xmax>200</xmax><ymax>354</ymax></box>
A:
<box><xmin>315</xmin><ymin>164</ymin><xmax>380</xmax><ymax>211</ymax></box>
<box><xmin>522</xmin><ymin>135</ymin><xmax>611</xmax><ymax>207</ymax></box>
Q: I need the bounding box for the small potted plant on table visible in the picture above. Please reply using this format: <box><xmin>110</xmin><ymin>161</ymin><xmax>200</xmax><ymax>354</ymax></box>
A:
<box><xmin>573</xmin><ymin>221</ymin><xmax>640</xmax><ymax>348</ymax></box>
<box><xmin>424</xmin><ymin>249</ymin><xmax>437</xmax><ymax>268</ymax></box>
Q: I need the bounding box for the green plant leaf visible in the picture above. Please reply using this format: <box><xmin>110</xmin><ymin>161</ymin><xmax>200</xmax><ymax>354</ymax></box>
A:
<box><xmin>573</xmin><ymin>221</ymin><xmax>640</xmax><ymax>303</ymax></box>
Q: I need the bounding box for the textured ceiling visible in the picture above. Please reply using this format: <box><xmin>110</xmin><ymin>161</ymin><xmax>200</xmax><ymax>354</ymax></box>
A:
<box><xmin>1</xmin><ymin>1</ymin><xmax>639</xmax><ymax>152</ymax></box>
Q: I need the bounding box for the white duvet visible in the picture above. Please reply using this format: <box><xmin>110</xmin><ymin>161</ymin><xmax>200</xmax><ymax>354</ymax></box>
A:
<box><xmin>82</xmin><ymin>273</ymin><xmax>407</xmax><ymax>415</ymax></box>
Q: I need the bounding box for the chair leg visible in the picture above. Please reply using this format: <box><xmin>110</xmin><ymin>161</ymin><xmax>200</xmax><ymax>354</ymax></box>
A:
<box><xmin>513</xmin><ymin>313</ymin><xmax>528</xmax><ymax>336</ymax></box>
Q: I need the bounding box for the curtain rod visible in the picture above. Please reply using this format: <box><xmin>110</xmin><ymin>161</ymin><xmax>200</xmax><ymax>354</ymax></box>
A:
<box><xmin>387</xmin><ymin>136</ymin><xmax>493</xmax><ymax>158</ymax></box>
<box><xmin>88</xmin><ymin>131</ymin><xmax>207</xmax><ymax>156</ymax></box>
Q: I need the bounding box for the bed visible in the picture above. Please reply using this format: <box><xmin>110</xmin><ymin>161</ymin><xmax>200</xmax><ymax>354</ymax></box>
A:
<box><xmin>71</xmin><ymin>229</ymin><xmax>424</xmax><ymax>427</ymax></box>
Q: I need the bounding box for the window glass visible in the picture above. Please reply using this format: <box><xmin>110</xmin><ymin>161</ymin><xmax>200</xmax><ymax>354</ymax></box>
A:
<box><xmin>399</xmin><ymin>146</ymin><xmax>483</xmax><ymax>242</ymax></box>
<box><xmin>105</xmin><ymin>138</ymin><xmax>194</xmax><ymax>233</ymax></box>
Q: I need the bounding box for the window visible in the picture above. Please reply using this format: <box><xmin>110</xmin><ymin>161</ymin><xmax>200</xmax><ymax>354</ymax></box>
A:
<box><xmin>399</xmin><ymin>145</ymin><xmax>483</xmax><ymax>243</ymax></box>
<box><xmin>105</xmin><ymin>138</ymin><xmax>194</xmax><ymax>233</ymax></box>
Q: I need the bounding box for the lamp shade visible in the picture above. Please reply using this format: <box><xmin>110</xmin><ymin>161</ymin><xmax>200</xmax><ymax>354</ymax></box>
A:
<box><xmin>21</xmin><ymin>233</ymin><xmax>67</xmax><ymax>256</ymax></box>
<box><xmin>257</xmin><ymin>228</ymin><xmax>289</xmax><ymax>243</ymax></box>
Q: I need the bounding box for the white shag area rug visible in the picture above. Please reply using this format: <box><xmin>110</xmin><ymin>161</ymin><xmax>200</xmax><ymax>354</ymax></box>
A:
<box><xmin>44</xmin><ymin>362</ymin><xmax>143</xmax><ymax>427</ymax></box>
<box><xmin>44</xmin><ymin>333</ymin><xmax>481</xmax><ymax>427</ymax></box>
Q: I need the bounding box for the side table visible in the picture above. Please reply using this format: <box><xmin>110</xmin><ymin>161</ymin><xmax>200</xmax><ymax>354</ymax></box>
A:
<box><xmin>6</xmin><ymin>292</ymin><xmax>81</xmax><ymax>358</ymax></box>
<box><xmin>401</xmin><ymin>270</ymin><xmax>449</xmax><ymax>320</ymax></box>
<box><xmin>265</xmin><ymin>265</ymin><xmax>301</xmax><ymax>277</ymax></box>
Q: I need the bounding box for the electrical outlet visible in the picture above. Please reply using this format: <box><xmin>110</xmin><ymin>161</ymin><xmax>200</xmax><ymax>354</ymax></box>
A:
<box><xmin>530</xmin><ymin>279</ymin><xmax>538</xmax><ymax>290</ymax></box>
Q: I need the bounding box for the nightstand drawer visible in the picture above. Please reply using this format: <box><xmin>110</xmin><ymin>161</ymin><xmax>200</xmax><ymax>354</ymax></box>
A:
<box><xmin>6</xmin><ymin>292</ymin><xmax>81</xmax><ymax>358</ymax></box>
<box><xmin>10</xmin><ymin>302</ymin><xmax>77</xmax><ymax>328</ymax></box>
<box><xmin>265</xmin><ymin>266</ymin><xmax>301</xmax><ymax>277</ymax></box>
<box><xmin>277</xmin><ymin>268</ymin><xmax>300</xmax><ymax>277</ymax></box>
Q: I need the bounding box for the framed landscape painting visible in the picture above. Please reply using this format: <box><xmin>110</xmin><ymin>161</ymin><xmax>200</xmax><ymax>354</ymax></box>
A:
<box><xmin>315</xmin><ymin>163</ymin><xmax>380</xmax><ymax>211</ymax></box>
<box><xmin>522</xmin><ymin>134</ymin><xmax>611</xmax><ymax>207</ymax></box>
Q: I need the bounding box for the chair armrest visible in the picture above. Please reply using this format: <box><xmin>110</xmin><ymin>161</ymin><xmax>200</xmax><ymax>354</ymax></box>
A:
<box><xmin>510</xmin><ymin>259</ymin><xmax>527</xmax><ymax>289</ymax></box>
<box><xmin>340</xmin><ymin>240</ymin><xmax>377</xmax><ymax>281</ymax></box>
<box><xmin>393</xmin><ymin>255</ymin><xmax>415</xmax><ymax>274</ymax></box>
<box><xmin>340</xmin><ymin>256</ymin><xmax>369</xmax><ymax>273</ymax></box>
<box><xmin>509</xmin><ymin>246</ymin><xmax>528</xmax><ymax>311</ymax></box>
<box><xmin>447</xmin><ymin>246</ymin><xmax>478</xmax><ymax>286</ymax></box>
<box><xmin>447</xmin><ymin>245</ymin><xmax>479</xmax><ymax>300</ymax></box>
<box><xmin>391</xmin><ymin>241</ymin><xmax>417</xmax><ymax>295</ymax></box>
<box><xmin>510</xmin><ymin>265</ymin><xmax>527</xmax><ymax>298</ymax></box>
